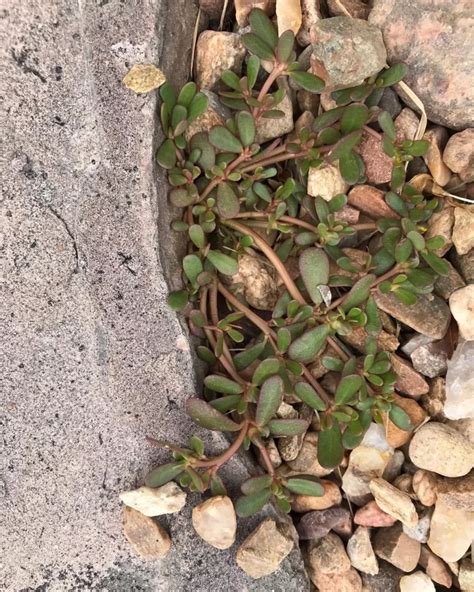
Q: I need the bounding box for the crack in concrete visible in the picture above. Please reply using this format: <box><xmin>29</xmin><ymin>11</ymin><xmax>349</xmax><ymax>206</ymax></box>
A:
<box><xmin>47</xmin><ymin>206</ymin><xmax>79</xmax><ymax>276</ymax></box>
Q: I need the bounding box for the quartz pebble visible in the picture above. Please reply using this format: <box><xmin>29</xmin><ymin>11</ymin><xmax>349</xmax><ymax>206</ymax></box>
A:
<box><xmin>450</xmin><ymin>286</ymin><xmax>474</xmax><ymax>341</ymax></box>
<box><xmin>347</xmin><ymin>526</ymin><xmax>379</xmax><ymax>575</ymax></box>
<box><xmin>409</xmin><ymin>422</ymin><xmax>474</xmax><ymax>477</ymax></box>
<box><xmin>191</xmin><ymin>496</ymin><xmax>236</xmax><ymax>549</ymax></box>
<box><xmin>428</xmin><ymin>500</ymin><xmax>474</xmax><ymax>563</ymax></box>
<box><xmin>123</xmin><ymin>507</ymin><xmax>171</xmax><ymax>559</ymax></box>
<box><xmin>230</xmin><ymin>254</ymin><xmax>279</xmax><ymax>311</ymax></box>
<box><xmin>369</xmin><ymin>478</ymin><xmax>418</xmax><ymax>528</ymax></box>
<box><xmin>119</xmin><ymin>482</ymin><xmax>186</xmax><ymax>517</ymax></box>
<box><xmin>236</xmin><ymin>518</ymin><xmax>294</xmax><ymax>579</ymax></box>
<box><xmin>373</xmin><ymin>523</ymin><xmax>420</xmax><ymax>572</ymax></box>
<box><xmin>399</xmin><ymin>571</ymin><xmax>435</xmax><ymax>592</ymax></box>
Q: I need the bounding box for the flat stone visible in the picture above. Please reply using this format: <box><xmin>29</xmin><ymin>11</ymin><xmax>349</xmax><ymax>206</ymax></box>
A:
<box><xmin>409</xmin><ymin>422</ymin><xmax>474</xmax><ymax>477</ymax></box>
<box><xmin>420</xmin><ymin>377</ymin><xmax>446</xmax><ymax>421</ymax></box>
<box><xmin>395</xmin><ymin>108</ymin><xmax>419</xmax><ymax>142</ymax></box>
<box><xmin>123</xmin><ymin>507</ymin><xmax>171</xmax><ymax>560</ymax></box>
<box><xmin>123</xmin><ymin>64</ymin><xmax>166</xmax><ymax>94</ymax></box>
<box><xmin>297</xmin><ymin>507</ymin><xmax>352</xmax><ymax>540</ymax></box>
<box><xmin>347</xmin><ymin>526</ymin><xmax>379</xmax><ymax>575</ymax></box>
<box><xmin>384</xmin><ymin>394</ymin><xmax>426</xmax><ymax>448</ymax></box>
<box><xmin>292</xmin><ymin>480</ymin><xmax>342</xmax><ymax>512</ymax></box>
<box><xmin>437</xmin><ymin>473</ymin><xmax>474</xmax><ymax>511</ymax></box>
<box><xmin>428</xmin><ymin>500</ymin><xmax>474</xmax><ymax>563</ymax></box>
<box><xmin>236</xmin><ymin>517</ymin><xmax>295</xmax><ymax>579</ymax></box>
<box><xmin>307</xmin><ymin>162</ymin><xmax>349</xmax><ymax>201</ymax></box>
<box><xmin>255</xmin><ymin>92</ymin><xmax>294</xmax><ymax>143</ymax></box>
<box><xmin>369</xmin><ymin>0</ymin><xmax>474</xmax><ymax>129</ymax></box>
<box><xmin>230</xmin><ymin>253</ymin><xmax>279</xmax><ymax>311</ymax></box>
<box><xmin>412</xmin><ymin>470</ymin><xmax>438</xmax><ymax>508</ymax></box>
<box><xmin>374</xmin><ymin>292</ymin><xmax>451</xmax><ymax>340</ymax></box>
<box><xmin>450</xmin><ymin>286</ymin><xmax>474</xmax><ymax>341</ymax></box>
<box><xmin>184</xmin><ymin>90</ymin><xmax>230</xmax><ymax>141</ymax></box>
<box><xmin>309</xmin><ymin>567</ymin><xmax>362</xmax><ymax>592</ymax></box>
<box><xmin>327</xmin><ymin>0</ymin><xmax>371</xmax><ymax>19</ymax></box>
<box><xmin>361</xmin><ymin>560</ymin><xmax>404</xmax><ymax>592</ymax></box>
<box><xmin>297</xmin><ymin>0</ymin><xmax>322</xmax><ymax>46</ymax></box>
<box><xmin>459</xmin><ymin>558</ymin><xmax>474</xmax><ymax>592</ymax></box>
<box><xmin>419</xmin><ymin>546</ymin><xmax>452</xmax><ymax>589</ymax></box>
<box><xmin>287</xmin><ymin>431</ymin><xmax>333</xmax><ymax>477</ymax></box>
<box><xmin>443</xmin><ymin>128</ymin><xmax>474</xmax><ymax>182</ymax></box>
<box><xmin>119</xmin><ymin>482</ymin><xmax>186</xmax><ymax>517</ymax></box>
<box><xmin>358</xmin><ymin>134</ymin><xmax>393</xmax><ymax>184</ymax></box>
<box><xmin>434</xmin><ymin>260</ymin><xmax>466</xmax><ymax>299</ymax></box>
<box><xmin>310</xmin><ymin>17</ymin><xmax>386</xmax><ymax>88</ymax></box>
<box><xmin>235</xmin><ymin>0</ymin><xmax>275</xmax><ymax>26</ymax></box>
<box><xmin>195</xmin><ymin>31</ymin><xmax>245</xmax><ymax>90</ymax></box>
<box><xmin>425</xmin><ymin>205</ymin><xmax>454</xmax><ymax>256</ymax></box>
<box><xmin>347</xmin><ymin>185</ymin><xmax>399</xmax><ymax>220</ymax></box>
<box><xmin>354</xmin><ymin>501</ymin><xmax>397</xmax><ymax>528</ymax></box>
<box><xmin>390</xmin><ymin>353</ymin><xmax>429</xmax><ymax>397</ymax></box>
<box><xmin>399</xmin><ymin>571</ymin><xmax>435</xmax><ymax>592</ymax></box>
<box><xmin>191</xmin><ymin>495</ymin><xmax>237</xmax><ymax>549</ymax></box>
<box><xmin>369</xmin><ymin>478</ymin><xmax>418</xmax><ymax>528</ymax></box>
<box><xmin>373</xmin><ymin>523</ymin><xmax>421</xmax><ymax>572</ymax></box>
<box><xmin>453</xmin><ymin>207</ymin><xmax>474</xmax><ymax>256</ymax></box>
<box><xmin>423</xmin><ymin>127</ymin><xmax>451</xmax><ymax>187</ymax></box>
<box><xmin>306</xmin><ymin>532</ymin><xmax>351</xmax><ymax>575</ymax></box>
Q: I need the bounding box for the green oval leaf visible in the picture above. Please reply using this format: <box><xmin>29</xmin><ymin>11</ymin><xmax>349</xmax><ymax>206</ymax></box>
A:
<box><xmin>209</xmin><ymin>126</ymin><xmax>243</xmax><ymax>153</ymax></box>
<box><xmin>177</xmin><ymin>81</ymin><xmax>196</xmax><ymax>108</ymax></box>
<box><xmin>209</xmin><ymin>395</ymin><xmax>242</xmax><ymax>413</ymax></box>
<box><xmin>241</xmin><ymin>32</ymin><xmax>275</xmax><ymax>61</ymax></box>
<box><xmin>167</xmin><ymin>289</ymin><xmax>188</xmax><ymax>311</ymax></box>
<box><xmin>256</xmin><ymin>375</ymin><xmax>284</xmax><ymax>427</ymax></box>
<box><xmin>339</xmin><ymin>151</ymin><xmax>364</xmax><ymax>184</ymax></box>
<box><xmin>183</xmin><ymin>254</ymin><xmax>203</xmax><ymax>284</ymax></box>
<box><xmin>377</xmin><ymin>63</ymin><xmax>408</xmax><ymax>87</ymax></box>
<box><xmin>268</xmin><ymin>418</ymin><xmax>308</xmax><ymax>437</ymax></box>
<box><xmin>389</xmin><ymin>404</ymin><xmax>413</xmax><ymax>431</ymax></box>
<box><xmin>235</xmin><ymin>489</ymin><xmax>272</xmax><ymax>517</ymax></box>
<box><xmin>217</xmin><ymin>182</ymin><xmax>240</xmax><ymax>218</ymax></box>
<box><xmin>288</xmin><ymin>325</ymin><xmax>330</xmax><ymax>364</ymax></box>
<box><xmin>341</xmin><ymin>274</ymin><xmax>376</xmax><ymax>312</ymax></box>
<box><xmin>188</xmin><ymin>92</ymin><xmax>208</xmax><ymax>123</ymax></box>
<box><xmin>335</xmin><ymin>374</ymin><xmax>362</xmax><ymax>405</ymax></box>
<box><xmin>286</xmin><ymin>476</ymin><xmax>324</xmax><ymax>496</ymax></box>
<box><xmin>340</xmin><ymin>104</ymin><xmax>369</xmax><ymax>135</ymax></box>
<box><xmin>249</xmin><ymin>7</ymin><xmax>278</xmax><ymax>49</ymax></box>
<box><xmin>378</xmin><ymin>111</ymin><xmax>396</xmax><ymax>140</ymax></box>
<box><xmin>289</xmin><ymin>70</ymin><xmax>325</xmax><ymax>93</ymax></box>
<box><xmin>407</xmin><ymin>230</ymin><xmax>425</xmax><ymax>251</ymax></box>
<box><xmin>299</xmin><ymin>247</ymin><xmax>330</xmax><ymax>305</ymax></box>
<box><xmin>145</xmin><ymin>462</ymin><xmax>183</xmax><ymax>487</ymax></box>
<box><xmin>421</xmin><ymin>251</ymin><xmax>450</xmax><ymax>276</ymax></box>
<box><xmin>234</xmin><ymin>340</ymin><xmax>267</xmax><ymax>371</ymax></box>
<box><xmin>241</xmin><ymin>475</ymin><xmax>273</xmax><ymax>495</ymax></box>
<box><xmin>294</xmin><ymin>382</ymin><xmax>326</xmax><ymax>411</ymax></box>
<box><xmin>157</xmin><ymin>138</ymin><xmax>177</xmax><ymax>169</ymax></box>
<box><xmin>206</xmin><ymin>250</ymin><xmax>238</xmax><ymax>276</ymax></box>
<box><xmin>186</xmin><ymin>398</ymin><xmax>241</xmax><ymax>432</ymax></box>
<box><xmin>252</xmin><ymin>357</ymin><xmax>281</xmax><ymax>385</ymax></box>
<box><xmin>318</xmin><ymin>422</ymin><xmax>344</xmax><ymax>468</ymax></box>
<box><xmin>204</xmin><ymin>374</ymin><xmax>243</xmax><ymax>395</ymax></box>
<box><xmin>276</xmin><ymin>30</ymin><xmax>295</xmax><ymax>63</ymax></box>
<box><xmin>236</xmin><ymin>111</ymin><xmax>256</xmax><ymax>147</ymax></box>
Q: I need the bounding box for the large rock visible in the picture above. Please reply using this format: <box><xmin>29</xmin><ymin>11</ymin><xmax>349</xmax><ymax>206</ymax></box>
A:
<box><xmin>428</xmin><ymin>500</ymin><xmax>474</xmax><ymax>563</ymax></box>
<box><xmin>1</xmin><ymin>3</ymin><xmax>311</xmax><ymax>591</ymax></box>
<box><xmin>369</xmin><ymin>0</ymin><xmax>474</xmax><ymax>129</ymax></box>
<box><xmin>445</xmin><ymin>340</ymin><xmax>474</xmax><ymax>420</ymax></box>
<box><xmin>123</xmin><ymin>507</ymin><xmax>172</xmax><ymax>560</ymax></box>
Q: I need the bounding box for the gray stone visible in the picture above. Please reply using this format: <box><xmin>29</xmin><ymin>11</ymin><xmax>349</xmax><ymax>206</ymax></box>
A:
<box><xmin>1</xmin><ymin>3</ymin><xmax>310</xmax><ymax>591</ymax></box>
<box><xmin>369</xmin><ymin>0</ymin><xmax>474</xmax><ymax>130</ymax></box>
<box><xmin>379</xmin><ymin>87</ymin><xmax>402</xmax><ymax>118</ymax></box>
<box><xmin>361</xmin><ymin>559</ymin><xmax>404</xmax><ymax>592</ymax></box>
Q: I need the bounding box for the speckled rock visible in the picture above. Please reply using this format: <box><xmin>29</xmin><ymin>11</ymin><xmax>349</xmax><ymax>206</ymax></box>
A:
<box><xmin>347</xmin><ymin>526</ymin><xmax>379</xmax><ymax>575</ymax></box>
<box><xmin>297</xmin><ymin>0</ymin><xmax>322</xmax><ymax>46</ymax></box>
<box><xmin>409</xmin><ymin>422</ymin><xmax>474</xmax><ymax>477</ymax></box>
<box><xmin>230</xmin><ymin>253</ymin><xmax>279</xmax><ymax>310</ymax></box>
<box><xmin>195</xmin><ymin>31</ymin><xmax>246</xmax><ymax>90</ymax></box>
<box><xmin>443</xmin><ymin>128</ymin><xmax>474</xmax><ymax>182</ymax></box>
<box><xmin>369</xmin><ymin>0</ymin><xmax>474</xmax><ymax>129</ymax></box>
<box><xmin>327</xmin><ymin>0</ymin><xmax>371</xmax><ymax>19</ymax></box>
<box><xmin>309</xmin><ymin>567</ymin><xmax>362</xmax><ymax>592</ymax></box>
<box><xmin>123</xmin><ymin>507</ymin><xmax>172</xmax><ymax>560</ymax></box>
<box><xmin>437</xmin><ymin>473</ymin><xmax>474</xmax><ymax>512</ymax></box>
<box><xmin>307</xmin><ymin>162</ymin><xmax>349</xmax><ymax>201</ymax></box>
<box><xmin>354</xmin><ymin>501</ymin><xmax>396</xmax><ymax>528</ymax></box>
<box><xmin>310</xmin><ymin>17</ymin><xmax>387</xmax><ymax>88</ymax></box>
<box><xmin>358</xmin><ymin>134</ymin><xmax>393</xmax><ymax>184</ymax></box>
<box><xmin>255</xmin><ymin>92</ymin><xmax>294</xmax><ymax>143</ymax></box>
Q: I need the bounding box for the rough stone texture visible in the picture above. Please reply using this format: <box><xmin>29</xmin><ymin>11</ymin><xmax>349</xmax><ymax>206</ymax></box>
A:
<box><xmin>450</xmin><ymin>286</ymin><xmax>474</xmax><ymax>341</ymax></box>
<box><xmin>1</xmin><ymin>3</ymin><xmax>310</xmax><ymax>591</ymax></box>
<box><xmin>369</xmin><ymin>0</ymin><xmax>474</xmax><ymax>129</ymax></box>
<box><xmin>327</xmin><ymin>0</ymin><xmax>371</xmax><ymax>19</ymax></box>
<box><xmin>309</xmin><ymin>567</ymin><xmax>363</xmax><ymax>592</ymax></box>
<box><xmin>445</xmin><ymin>339</ymin><xmax>474</xmax><ymax>419</ymax></box>
<box><xmin>195</xmin><ymin>31</ymin><xmax>246</xmax><ymax>90</ymax></box>
<box><xmin>297</xmin><ymin>0</ymin><xmax>322</xmax><ymax>46</ymax></box>
<box><xmin>255</xmin><ymin>92</ymin><xmax>294</xmax><ymax>143</ymax></box>
<box><xmin>119</xmin><ymin>482</ymin><xmax>186</xmax><ymax>516</ymax></box>
<box><xmin>420</xmin><ymin>377</ymin><xmax>446</xmax><ymax>421</ymax></box>
<box><xmin>123</xmin><ymin>507</ymin><xmax>172</xmax><ymax>560</ymax></box>
<box><xmin>373</xmin><ymin>523</ymin><xmax>421</xmax><ymax>572</ymax></box>
<box><xmin>347</xmin><ymin>526</ymin><xmax>379</xmax><ymax>575</ymax></box>
<box><xmin>229</xmin><ymin>253</ymin><xmax>279</xmax><ymax>311</ymax></box>
<box><xmin>235</xmin><ymin>0</ymin><xmax>276</xmax><ymax>27</ymax></box>
<box><xmin>418</xmin><ymin>546</ymin><xmax>452</xmax><ymax>589</ymax></box>
<box><xmin>437</xmin><ymin>473</ymin><xmax>474</xmax><ymax>512</ymax></box>
<box><xmin>394</xmin><ymin>108</ymin><xmax>419</xmax><ymax>142</ymax></box>
<box><xmin>287</xmin><ymin>431</ymin><xmax>333</xmax><ymax>477</ymax></box>
<box><xmin>184</xmin><ymin>89</ymin><xmax>231</xmax><ymax>141</ymax></box>
<box><xmin>459</xmin><ymin>558</ymin><xmax>474</xmax><ymax>592</ymax></box>
<box><xmin>361</xmin><ymin>559</ymin><xmax>404</xmax><ymax>592</ymax></box>
<box><xmin>374</xmin><ymin>292</ymin><xmax>451</xmax><ymax>340</ymax></box>
<box><xmin>348</xmin><ymin>185</ymin><xmax>398</xmax><ymax>220</ymax></box>
<box><xmin>307</xmin><ymin>162</ymin><xmax>349</xmax><ymax>201</ymax></box>
<box><xmin>390</xmin><ymin>353</ymin><xmax>429</xmax><ymax>397</ymax></box>
<box><xmin>358</xmin><ymin>134</ymin><xmax>393</xmax><ymax>184</ymax></box>
<box><xmin>369</xmin><ymin>478</ymin><xmax>418</xmax><ymax>528</ymax></box>
<box><xmin>434</xmin><ymin>260</ymin><xmax>466</xmax><ymax>300</ymax></box>
<box><xmin>452</xmin><ymin>206</ymin><xmax>474</xmax><ymax>256</ymax></box>
<box><xmin>297</xmin><ymin>507</ymin><xmax>352</xmax><ymax>540</ymax></box>
<box><xmin>306</xmin><ymin>532</ymin><xmax>351</xmax><ymax>575</ymax></box>
<box><xmin>409</xmin><ymin>422</ymin><xmax>474</xmax><ymax>477</ymax></box>
<box><xmin>354</xmin><ymin>501</ymin><xmax>396</xmax><ymax>528</ymax></box>
<box><xmin>412</xmin><ymin>470</ymin><xmax>438</xmax><ymax>508</ymax></box>
<box><xmin>443</xmin><ymin>128</ymin><xmax>474</xmax><ymax>182</ymax></box>
<box><xmin>310</xmin><ymin>17</ymin><xmax>387</xmax><ymax>88</ymax></box>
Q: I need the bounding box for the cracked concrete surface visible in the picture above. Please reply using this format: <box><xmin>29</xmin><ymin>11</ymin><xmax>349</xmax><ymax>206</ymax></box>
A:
<box><xmin>0</xmin><ymin>2</ymin><xmax>309</xmax><ymax>590</ymax></box>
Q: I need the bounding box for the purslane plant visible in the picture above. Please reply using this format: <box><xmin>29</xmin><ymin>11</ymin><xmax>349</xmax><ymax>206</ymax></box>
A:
<box><xmin>149</xmin><ymin>9</ymin><xmax>449</xmax><ymax>516</ymax></box>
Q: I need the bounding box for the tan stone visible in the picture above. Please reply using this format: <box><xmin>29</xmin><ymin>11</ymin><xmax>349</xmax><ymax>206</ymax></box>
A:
<box><xmin>390</xmin><ymin>353</ymin><xmax>429</xmax><ymax>397</ymax></box>
<box><xmin>235</xmin><ymin>0</ymin><xmax>275</xmax><ymax>26</ymax></box>
<box><xmin>434</xmin><ymin>260</ymin><xmax>466</xmax><ymax>299</ymax></box>
<box><xmin>453</xmin><ymin>207</ymin><xmax>474</xmax><ymax>256</ymax></box>
<box><xmin>347</xmin><ymin>526</ymin><xmax>379</xmax><ymax>575</ymax></box>
<box><xmin>341</xmin><ymin>325</ymin><xmax>399</xmax><ymax>354</ymax></box>
<box><xmin>354</xmin><ymin>500</ymin><xmax>397</xmax><ymax>528</ymax></box>
<box><xmin>122</xmin><ymin>64</ymin><xmax>166</xmax><ymax>94</ymax></box>
<box><xmin>425</xmin><ymin>205</ymin><xmax>454</xmax><ymax>256</ymax></box>
<box><xmin>348</xmin><ymin>185</ymin><xmax>399</xmax><ymax>220</ymax></box>
<box><xmin>195</xmin><ymin>31</ymin><xmax>245</xmax><ymax>90</ymax></box>
<box><xmin>384</xmin><ymin>394</ymin><xmax>427</xmax><ymax>448</ymax></box>
<box><xmin>423</xmin><ymin>127</ymin><xmax>451</xmax><ymax>187</ymax></box>
<box><xmin>291</xmin><ymin>479</ymin><xmax>341</xmax><ymax>512</ymax></box>
<box><xmin>276</xmin><ymin>0</ymin><xmax>302</xmax><ymax>36</ymax></box>
<box><xmin>409</xmin><ymin>422</ymin><xmax>474</xmax><ymax>477</ymax></box>
<box><xmin>459</xmin><ymin>558</ymin><xmax>474</xmax><ymax>592</ymax></box>
<box><xmin>236</xmin><ymin>517</ymin><xmax>294</xmax><ymax>579</ymax></box>
<box><xmin>297</xmin><ymin>0</ymin><xmax>321</xmax><ymax>46</ymax></box>
<box><xmin>119</xmin><ymin>482</ymin><xmax>186</xmax><ymax>517</ymax></box>
<box><xmin>450</xmin><ymin>285</ymin><xmax>474</xmax><ymax>340</ymax></box>
<box><xmin>123</xmin><ymin>507</ymin><xmax>171</xmax><ymax>559</ymax></box>
<box><xmin>400</xmin><ymin>571</ymin><xmax>435</xmax><ymax>592</ymax></box>
<box><xmin>373</xmin><ymin>523</ymin><xmax>421</xmax><ymax>572</ymax></box>
<box><xmin>307</xmin><ymin>532</ymin><xmax>351</xmax><ymax>575</ymax></box>
<box><xmin>255</xmin><ymin>92</ymin><xmax>294</xmax><ymax>143</ymax></box>
<box><xmin>420</xmin><ymin>377</ymin><xmax>446</xmax><ymax>421</ymax></box>
<box><xmin>395</xmin><ymin>108</ymin><xmax>419</xmax><ymax>142</ymax></box>
<box><xmin>369</xmin><ymin>478</ymin><xmax>418</xmax><ymax>528</ymax></box>
<box><xmin>392</xmin><ymin>474</ymin><xmax>415</xmax><ymax>499</ymax></box>
<box><xmin>287</xmin><ymin>431</ymin><xmax>333</xmax><ymax>477</ymax></box>
<box><xmin>358</xmin><ymin>134</ymin><xmax>393</xmax><ymax>184</ymax></box>
<box><xmin>437</xmin><ymin>472</ymin><xmax>474</xmax><ymax>511</ymax></box>
<box><xmin>327</xmin><ymin>0</ymin><xmax>370</xmax><ymax>19</ymax></box>
<box><xmin>309</xmin><ymin>567</ymin><xmax>362</xmax><ymax>592</ymax></box>
<box><xmin>412</xmin><ymin>470</ymin><xmax>438</xmax><ymax>507</ymax></box>
<box><xmin>428</xmin><ymin>500</ymin><xmax>474</xmax><ymax>563</ymax></box>
<box><xmin>443</xmin><ymin>128</ymin><xmax>474</xmax><ymax>182</ymax></box>
<box><xmin>191</xmin><ymin>496</ymin><xmax>237</xmax><ymax>549</ymax></box>
<box><xmin>419</xmin><ymin>546</ymin><xmax>452</xmax><ymax>589</ymax></box>
<box><xmin>230</xmin><ymin>254</ymin><xmax>279</xmax><ymax>310</ymax></box>
<box><xmin>307</xmin><ymin>162</ymin><xmax>349</xmax><ymax>201</ymax></box>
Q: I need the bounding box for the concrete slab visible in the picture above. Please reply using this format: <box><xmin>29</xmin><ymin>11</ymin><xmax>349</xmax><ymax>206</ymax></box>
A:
<box><xmin>1</xmin><ymin>2</ymin><xmax>309</xmax><ymax>590</ymax></box>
